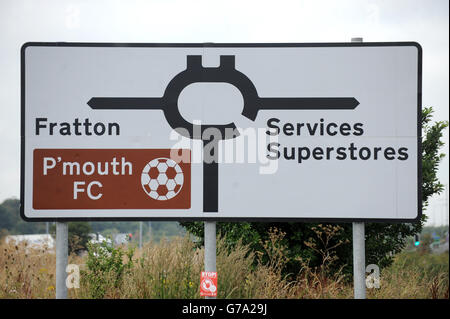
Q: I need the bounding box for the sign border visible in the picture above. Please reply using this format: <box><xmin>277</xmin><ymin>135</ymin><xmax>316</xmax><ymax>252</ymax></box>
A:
<box><xmin>20</xmin><ymin>42</ymin><xmax>422</xmax><ymax>223</ymax></box>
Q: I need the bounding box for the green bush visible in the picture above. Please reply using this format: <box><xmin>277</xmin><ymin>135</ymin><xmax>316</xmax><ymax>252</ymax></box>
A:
<box><xmin>81</xmin><ymin>241</ymin><xmax>134</xmax><ymax>298</ymax></box>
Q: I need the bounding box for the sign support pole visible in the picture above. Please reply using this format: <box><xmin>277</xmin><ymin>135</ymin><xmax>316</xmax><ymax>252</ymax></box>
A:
<box><xmin>203</xmin><ymin>137</ymin><xmax>218</xmax><ymax>299</ymax></box>
<box><xmin>56</xmin><ymin>221</ymin><xmax>68</xmax><ymax>299</ymax></box>
<box><xmin>352</xmin><ymin>221</ymin><xmax>366</xmax><ymax>298</ymax></box>
<box><xmin>204</xmin><ymin>221</ymin><xmax>217</xmax><ymax>299</ymax></box>
<box><xmin>351</xmin><ymin>37</ymin><xmax>366</xmax><ymax>300</ymax></box>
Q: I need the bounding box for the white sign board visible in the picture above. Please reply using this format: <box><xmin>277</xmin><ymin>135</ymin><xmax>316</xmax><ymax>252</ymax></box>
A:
<box><xmin>21</xmin><ymin>42</ymin><xmax>421</xmax><ymax>222</ymax></box>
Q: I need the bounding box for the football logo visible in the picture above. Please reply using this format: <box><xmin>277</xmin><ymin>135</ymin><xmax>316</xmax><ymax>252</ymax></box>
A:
<box><xmin>141</xmin><ymin>158</ymin><xmax>184</xmax><ymax>201</ymax></box>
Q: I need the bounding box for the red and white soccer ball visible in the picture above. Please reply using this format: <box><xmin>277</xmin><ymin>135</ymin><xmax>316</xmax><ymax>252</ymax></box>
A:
<box><xmin>141</xmin><ymin>158</ymin><xmax>184</xmax><ymax>200</ymax></box>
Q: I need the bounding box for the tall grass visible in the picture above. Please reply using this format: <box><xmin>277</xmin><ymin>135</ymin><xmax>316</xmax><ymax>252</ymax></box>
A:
<box><xmin>0</xmin><ymin>228</ymin><xmax>448</xmax><ymax>299</ymax></box>
<box><xmin>0</xmin><ymin>241</ymin><xmax>83</xmax><ymax>298</ymax></box>
<box><xmin>366</xmin><ymin>251</ymin><xmax>449</xmax><ymax>299</ymax></box>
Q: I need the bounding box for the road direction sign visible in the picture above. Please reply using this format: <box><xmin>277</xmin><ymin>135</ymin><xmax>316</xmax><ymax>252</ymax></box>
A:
<box><xmin>21</xmin><ymin>42</ymin><xmax>421</xmax><ymax>221</ymax></box>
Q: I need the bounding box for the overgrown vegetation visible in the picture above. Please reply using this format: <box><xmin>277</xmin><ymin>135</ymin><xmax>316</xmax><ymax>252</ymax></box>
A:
<box><xmin>1</xmin><ymin>229</ymin><xmax>448</xmax><ymax>299</ymax></box>
<box><xmin>79</xmin><ymin>241</ymin><xmax>134</xmax><ymax>298</ymax></box>
<box><xmin>367</xmin><ymin>251</ymin><xmax>449</xmax><ymax>299</ymax></box>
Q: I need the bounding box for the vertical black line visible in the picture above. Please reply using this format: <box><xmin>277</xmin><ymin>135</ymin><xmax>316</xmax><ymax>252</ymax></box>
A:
<box><xmin>203</xmin><ymin>140</ymin><xmax>219</xmax><ymax>212</ymax></box>
<box><xmin>417</xmin><ymin>43</ymin><xmax>423</xmax><ymax>222</ymax></box>
<box><xmin>20</xmin><ymin>44</ymin><xmax>26</xmax><ymax>221</ymax></box>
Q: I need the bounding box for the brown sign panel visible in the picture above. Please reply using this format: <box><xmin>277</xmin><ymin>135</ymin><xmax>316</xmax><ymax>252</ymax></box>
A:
<box><xmin>33</xmin><ymin>149</ymin><xmax>191</xmax><ymax>210</ymax></box>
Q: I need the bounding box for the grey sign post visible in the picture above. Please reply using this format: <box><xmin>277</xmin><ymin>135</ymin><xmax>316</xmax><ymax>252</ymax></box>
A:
<box><xmin>351</xmin><ymin>36</ymin><xmax>367</xmax><ymax>300</ymax></box>
<box><xmin>204</xmin><ymin>221</ymin><xmax>217</xmax><ymax>299</ymax></box>
<box><xmin>352</xmin><ymin>221</ymin><xmax>366</xmax><ymax>298</ymax></box>
<box><xmin>56</xmin><ymin>222</ymin><xmax>68</xmax><ymax>299</ymax></box>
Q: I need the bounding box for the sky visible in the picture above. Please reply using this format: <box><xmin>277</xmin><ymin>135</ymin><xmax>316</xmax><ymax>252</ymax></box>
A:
<box><xmin>0</xmin><ymin>0</ymin><xmax>448</xmax><ymax>225</ymax></box>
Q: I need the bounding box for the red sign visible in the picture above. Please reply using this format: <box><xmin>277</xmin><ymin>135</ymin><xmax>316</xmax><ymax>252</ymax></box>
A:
<box><xmin>200</xmin><ymin>271</ymin><xmax>217</xmax><ymax>297</ymax></box>
<box><xmin>33</xmin><ymin>149</ymin><xmax>191</xmax><ymax>210</ymax></box>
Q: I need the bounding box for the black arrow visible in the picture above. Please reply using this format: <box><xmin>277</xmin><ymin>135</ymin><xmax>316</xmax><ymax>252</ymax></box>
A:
<box><xmin>88</xmin><ymin>96</ymin><xmax>359</xmax><ymax>113</ymax></box>
<box><xmin>258</xmin><ymin>97</ymin><xmax>359</xmax><ymax>110</ymax></box>
<box><xmin>87</xmin><ymin>97</ymin><xmax>163</xmax><ymax>110</ymax></box>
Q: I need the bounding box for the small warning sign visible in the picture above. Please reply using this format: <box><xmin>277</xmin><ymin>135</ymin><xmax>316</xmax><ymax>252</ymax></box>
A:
<box><xmin>200</xmin><ymin>271</ymin><xmax>217</xmax><ymax>297</ymax></box>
